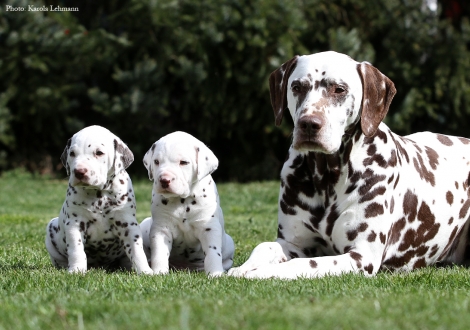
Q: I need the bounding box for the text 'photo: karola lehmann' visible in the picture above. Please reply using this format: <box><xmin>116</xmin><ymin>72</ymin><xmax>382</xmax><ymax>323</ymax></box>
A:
<box><xmin>5</xmin><ymin>4</ymin><xmax>79</xmax><ymax>12</ymax></box>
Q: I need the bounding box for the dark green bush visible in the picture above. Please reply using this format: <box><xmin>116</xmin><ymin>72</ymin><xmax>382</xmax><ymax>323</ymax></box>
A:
<box><xmin>1</xmin><ymin>0</ymin><xmax>469</xmax><ymax>181</ymax></box>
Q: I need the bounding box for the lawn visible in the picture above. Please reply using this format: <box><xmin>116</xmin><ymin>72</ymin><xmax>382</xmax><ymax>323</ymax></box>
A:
<box><xmin>1</xmin><ymin>169</ymin><xmax>470</xmax><ymax>329</ymax></box>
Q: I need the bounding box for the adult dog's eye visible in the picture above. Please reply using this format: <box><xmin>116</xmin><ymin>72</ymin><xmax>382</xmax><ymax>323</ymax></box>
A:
<box><xmin>154</xmin><ymin>160</ymin><xmax>160</xmax><ymax>165</ymax></box>
<box><xmin>180</xmin><ymin>160</ymin><xmax>189</xmax><ymax>166</ymax></box>
<box><xmin>334</xmin><ymin>87</ymin><xmax>346</xmax><ymax>94</ymax></box>
<box><xmin>292</xmin><ymin>85</ymin><xmax>301</xmax><ymax>93</ymax></box>
<box><xmin>69</xmin><ymin>151</ymin><xmax>75</xmax><ymax>157</ymax></box>
<box><xmin>96</xmin><ymin>150</ymin><xmax>104</xmax><ymax>156</ymax></box>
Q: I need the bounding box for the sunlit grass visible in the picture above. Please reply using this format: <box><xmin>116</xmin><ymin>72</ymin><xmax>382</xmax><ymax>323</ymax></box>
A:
<box><xmin>1</xmin><ymin>170</ymin><xmax>469</xmax><ymax>329</ymax></box>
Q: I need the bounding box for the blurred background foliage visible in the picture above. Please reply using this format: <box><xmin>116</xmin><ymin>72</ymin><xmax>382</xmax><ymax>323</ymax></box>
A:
<box><xmin>0</xmin><ymin>0</ymin><xmax>469</xmax><ymax>181</ymax></box>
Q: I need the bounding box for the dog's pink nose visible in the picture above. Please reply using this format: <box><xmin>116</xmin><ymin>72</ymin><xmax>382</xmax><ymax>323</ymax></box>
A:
<box><xmin>74</xmin><ymin>168</ymin><xmax>88</xmax><ymax>180</ymax></box>
<box><xmin>160</xmin><ymin>178</ymin><xmax>171</xmax><ymax>189</ymax></box>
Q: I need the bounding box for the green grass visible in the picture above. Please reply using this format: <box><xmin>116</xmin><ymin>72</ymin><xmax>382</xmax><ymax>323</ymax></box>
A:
<box><xmin>1</xmin><ymin>169</ymin><xmax>470</xmax><ymax>329</ymax></box>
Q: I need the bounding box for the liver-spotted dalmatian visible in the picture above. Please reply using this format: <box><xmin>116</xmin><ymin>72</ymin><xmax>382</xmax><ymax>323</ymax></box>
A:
<box><xmin>45</xmin><ymin>125</ymin><xmax>152</xmax><ymax>274</ymax></box>
<box><xmin>229</xmin><ymin>51</ymin><xmax>470</xmax><ymax>279</ymax></box>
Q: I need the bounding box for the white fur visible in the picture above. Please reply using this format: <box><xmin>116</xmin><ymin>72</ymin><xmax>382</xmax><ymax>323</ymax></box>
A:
<box><xmin>142</xmin><ymin>131</ymin><xmax>234</xmax><ymax>276</ymax></box>
<box><xmin>45</xmin><ymin>125</ymin><xmax>152</xmax><ymax>274</ymax></box>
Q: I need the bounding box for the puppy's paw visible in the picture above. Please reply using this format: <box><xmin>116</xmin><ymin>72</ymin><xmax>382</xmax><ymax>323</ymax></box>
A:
<box><xmin>153</xmin><ymin>268</ymin><xmax>170</xmax><ymax>275</ymax></box>
<box><xmin>207</xmin><ymin>271</ymin><xmax>225</xmax><ymax>278</ymax></box>
<box><xmin>68</xmin><ymin>267</ymin><xmax>87</xmax><ymax>274</ymax></box>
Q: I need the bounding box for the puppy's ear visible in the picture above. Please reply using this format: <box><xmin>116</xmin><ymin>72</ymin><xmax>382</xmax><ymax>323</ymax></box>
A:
<box><xmin>196</xmin><ymin>143</ymin><xmax>218</xmax><ymax>182</ymax></box>
<box><xmin>113</xmin><ymin>138</ymin><xmax>134</xmax><ymax>173</ymax></box>
<box><xmin>60</xmin><ymin>138</ymin><xmax>71</xmax><ymax>176</ymax></box>
<box><xmin>143</xmin><ymin>143</ymin><xmax>156</xmax><ymax>181</ymax></box>
<box><xmin>357</xmin><ymin>62</ymin><xmax>396</xmax><ymax>137</ymax></box>
<box><xmin>269</xmin><ymin>55</ymin><xmax>299</xmax><ymax>126</ymax></box>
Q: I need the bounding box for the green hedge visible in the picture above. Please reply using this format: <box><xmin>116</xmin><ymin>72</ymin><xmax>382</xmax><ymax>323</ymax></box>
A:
<box><xmin>1</xmin><ymin>0</ymin><xmax>470</xmax><ymax>181</ymax></box>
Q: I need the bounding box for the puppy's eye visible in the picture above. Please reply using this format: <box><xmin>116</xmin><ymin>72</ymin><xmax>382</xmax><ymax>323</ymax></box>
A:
<box><xmin>96</xmin><ymin>150</ymin><xmax>104</xmax><ymax>156</ymax></box>
<box><xmin>334</xmin><ymin>87</ymin><xmax>346</xmax><ymax>94</ymax></box>
<box><xmin>154</xmin><ymin>160</ymin><xmax>159</xmax><ymax>165</ymax></box>
<box><xmin>292</xmin><ymin>85</ymin><xmax>301</xmax><ymax>93</ymax></box>
<box><xmin>180</xmin><ymin>160</ymin><xmax>189</xmax><ymax>166</ymax></box>
<box><xmin>69</xmin><ymin>151</ymin><xmax>75</xmax><ymax>157</ymax></box>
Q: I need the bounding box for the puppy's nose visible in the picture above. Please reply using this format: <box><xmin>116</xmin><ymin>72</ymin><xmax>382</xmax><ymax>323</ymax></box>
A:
<box><xmin>74</xmin><ymin>168</ymin><xmax>88</xmax><ymax>180</ymax></box>
<box><xmin>298</xmin><ymin>115</ymin><xmax>324</xmax><ymax>134</ymax></box>
<box><xmin>160</xmin><ymin>178</ymin><xmax>171</xmax><ymax>189</ymax></box>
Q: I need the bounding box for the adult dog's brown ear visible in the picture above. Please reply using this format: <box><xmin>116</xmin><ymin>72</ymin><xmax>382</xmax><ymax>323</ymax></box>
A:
<box><xmin>357</xmin><ymin>62</ymin><xmax>396</xmax><ymax>137</ymax></box>
<box><xmin>269</xmin><ymin>56</ymin><xmax>299</xmax><ymax>126</ymax></box>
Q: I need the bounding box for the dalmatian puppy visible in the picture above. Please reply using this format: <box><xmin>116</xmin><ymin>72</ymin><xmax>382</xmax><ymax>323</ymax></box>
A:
<box><xmin>229</xmin><ymin>51</ymin><xmax>470</xmax><ymax>279</ymax></box>
<box><xmin>141</xmin><ymin>131</ymin><xmax>234</xmax><ymax>277</ymax></box>
<box><xmin>45</xmin><ymin>125</ymin><xmax>152</xmax><ymax>274</ymax></box>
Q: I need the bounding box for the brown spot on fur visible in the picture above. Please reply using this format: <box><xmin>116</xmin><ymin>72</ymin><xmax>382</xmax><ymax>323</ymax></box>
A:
<box><xmin>388</xmin><ymin>218</ymin><xmax>406</xmax><ymax>245</ymax></box>
<box><xmin>425</xmin><ymin>146</ymin><xmax>439</xmax><ymax>170</ymax></box>
<box><xmin>394</xmin><ymin>174</ymin><xmax>400</xmax><ymax>189</ymax></box>
<box><xmin>459</xmin><ymin>137</ymin><xmax>470</xmax><ymax>144</ymax></box>
<box><xmin>367</xmin><ymin>231</ymin><xmax>377</xmax><ymax>242</ymax></box>
<box><xmin>446</xmin><ymin>191</ymin><xmax>454</xmax><ymax>205</ymax></box>
<box><xmin>359</xmin><ymin>186</ymin><xmax>386</xmax><ymax>204</ymax></box>
<box><xmin>403</xmin><ymin>190</ymin><xmax>418</xmax><ymax>222</ymax></box>
<box><xmin>379</xmin><ymin>232</ymin><xmax>386</xmax><ymax>244</ymax></box>
<box><xmin>325</xmin><ymin>204</ymin><xmax>339</xmax><ymax>236</ymax></box>
<box><xmin>364</xmin><ymin>263</ymin><xmax>374</xmax><ymax>274</ymax></box>
<box><xmin>349</xmin><ymin>251</ymin><xmax>362</xmax><ymax>268</ymax></box>
<box><xmin>364</xmin><ymin>203</ymin><xmax>384</xmax><ymax>218</ymax></box>
<box><xmin>413</xmin><ymin>153</ymin><xmax>435</xmax><ymax>186</ymax></box>
<box><xmin>413</xmin><ymin>258</ymin><xmax>427</xmax><ymax>269</ymax></box>
<box><xmin>437</xmin><ymin>134</ymin><xmax>453</xmax><ymax>146</ymax></box>
<box><xmin>459</xmin><ymin>199</ymin><xmax>470</xmax><ymax>219</ymax></box>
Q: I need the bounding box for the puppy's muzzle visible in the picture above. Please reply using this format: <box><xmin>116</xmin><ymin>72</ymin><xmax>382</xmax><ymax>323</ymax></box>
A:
<box><xmin>159</xmin><ymin>177</ymin><xmax>171</xmax><ymax>189</ymax></box>
<box><xmin>74</xmin><ymin>168</ymin><xmax>88</xmax><ymax>181</ymax></box>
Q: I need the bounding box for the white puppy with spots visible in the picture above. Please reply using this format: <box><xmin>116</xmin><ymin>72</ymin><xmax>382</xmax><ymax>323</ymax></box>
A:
<box><xmin>45</xmin><ymin>125</ymin><xmax>152</xmax><ymax>274</ymax></box>
<box><xmin>141</xmin><ymin>131</ymin><xmax>234</xmax><ymax>277</ymax></box>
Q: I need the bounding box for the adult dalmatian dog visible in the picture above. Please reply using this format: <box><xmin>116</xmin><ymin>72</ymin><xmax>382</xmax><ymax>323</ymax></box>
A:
<box><xmin>45</xmin><ymin>125</ymin><xmax>152</xmax><ymax>274</ymax></box>
<box><xmin>229</xmin><ymin>51</ymin><xmax>470</xmax><ymax>279</ymax></box>
<box><xmin>141</xmin><ymin>131</ymin><xmax>234</xmax><ymax>277</ymax></box>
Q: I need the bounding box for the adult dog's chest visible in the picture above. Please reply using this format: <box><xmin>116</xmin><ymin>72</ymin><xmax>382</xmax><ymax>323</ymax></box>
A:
<box><xmin>277</xmin><ymin>129</ymin><xmax>393</xmax><ymax>257</ymax></box>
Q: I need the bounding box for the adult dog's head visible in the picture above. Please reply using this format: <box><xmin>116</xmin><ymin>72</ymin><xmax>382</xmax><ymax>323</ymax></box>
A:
<box><xmin>269</xmin><ymin>51</ymin><xmax>396</xmax><ymax>154</ymax></box>
<box><xmin>61</xmin><ymin>125</ymin><xmax>134</xmax><ymax>189</ymax></box>
<box><xmin>143</xmin><ymin>131</ymin><xmax>218</xmax><ymax>199</ymax></box>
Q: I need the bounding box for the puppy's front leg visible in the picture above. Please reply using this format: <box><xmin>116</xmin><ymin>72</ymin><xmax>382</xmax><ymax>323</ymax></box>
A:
<box><xmin>149</xmin><ymin>223</ymin><xmax>172</xmax><ymax>274</ymax></box>
<box><xmin>199</xmin><ymin>224</ymin><xmax>225</xmax><ymax>277</ymax></box>
<box><xmin>119</xmin><ymin>218</ymin><xmax>153</xmax><ymax>275</ymax></box>
<box><xmin>64</xmin><ymin>220</ymin><xmax>87</xmax><ymax>273</ymax></box>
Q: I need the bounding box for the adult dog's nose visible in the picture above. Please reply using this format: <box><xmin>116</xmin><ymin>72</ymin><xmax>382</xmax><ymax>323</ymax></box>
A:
<box><xmin>298</xmin><ymin>115</ymin><xmax>324</xmax><ymax>134</ymax></box>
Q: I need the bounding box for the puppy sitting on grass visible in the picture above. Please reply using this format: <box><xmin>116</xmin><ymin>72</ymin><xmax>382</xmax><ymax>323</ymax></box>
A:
<box><xmin>141</xmin><ymin>131</ymin><xmax>234</xmax><ymax>277</ymax></box>
<box><xmin>45</xmin><ymin>125</ymin><xmax>152</xmax><ymax>274</ymax></box>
